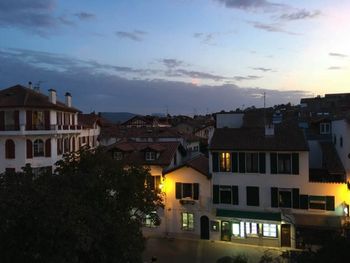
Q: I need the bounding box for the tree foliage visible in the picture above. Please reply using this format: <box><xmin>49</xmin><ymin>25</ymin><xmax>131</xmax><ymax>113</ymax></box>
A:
<box><xmin>0</xmin><ymin>148</ymin><xmax>163</xmax><ymax>263</ymax></box>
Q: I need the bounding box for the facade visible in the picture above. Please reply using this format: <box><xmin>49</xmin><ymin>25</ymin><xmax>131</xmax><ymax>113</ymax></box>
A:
<box><xmin>121</xmin><ymin>115</ymin><xmax>170</xmax><ymax>128</ymax></box>
<box><xmin>0</xmin><ymin>85</ymin><xmax>100</xmax><ymax>174</ymax></box>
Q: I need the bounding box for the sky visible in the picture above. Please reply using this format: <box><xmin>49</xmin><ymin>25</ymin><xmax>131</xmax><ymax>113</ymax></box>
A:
<box><xmin>0</xmin><ymin>0</ymin><xmax>349</xmax><ymax>115</ymax></box>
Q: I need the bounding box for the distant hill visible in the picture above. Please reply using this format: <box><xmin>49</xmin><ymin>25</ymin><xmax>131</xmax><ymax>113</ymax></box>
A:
<box><xmin>99</xmin><ymin>112</ymin><xmax>137</xmax><ymax>124</ymax></box>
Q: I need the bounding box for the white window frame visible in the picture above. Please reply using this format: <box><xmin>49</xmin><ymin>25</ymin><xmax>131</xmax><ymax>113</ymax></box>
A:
<box><xmin>145</xmin><ymin>151</ymin><xmax>156</xmax><ymax>161</ymax></box>
<box><xmin>263</xmin><ymin>223</ymin><xmax>278</xmax><ymax>238</ymax></box>
<box><xmin>181</xmin><ymin>212</ymin><xmax>194</xmax><ymax>231</ymax></box>
<box><xmin>320</xmin><ymin>123</ymin><xmax>330</xmax><ymax>134</ymax></box>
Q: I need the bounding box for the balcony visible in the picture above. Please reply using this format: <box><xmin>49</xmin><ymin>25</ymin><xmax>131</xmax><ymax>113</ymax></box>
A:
<box><xmin>0</xmin><ymin>124</ymin><xmax>82</xmax><ymax>136</ymax></box>
<box><xmin>2</xmin><ymin>125</ymin><xmax>20</xmax><ymax>131</ymax></box>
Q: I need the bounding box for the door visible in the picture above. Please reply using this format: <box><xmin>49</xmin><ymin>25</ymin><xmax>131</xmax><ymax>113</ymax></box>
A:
<box><xmin>221</xmin><ymin>221</ymin><xmax>231</xmax><ymax>241</ymax></box>
<box><xmin>281</xmin><ymin>224</ymin><xmax>291</xmax><ymax>247</ymax></box>
<box><xmin>200</xmin><ymin>216</ymin><xmax>210</xmax><ymax>240</ymax></box>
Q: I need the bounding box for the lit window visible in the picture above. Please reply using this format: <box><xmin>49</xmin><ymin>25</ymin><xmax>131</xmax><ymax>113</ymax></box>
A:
<box><xmin>263</xmin><ymin>224</ymin><xmax>277</xmax><ymax>237</ymax></box>
<box><xmin>220</xmin><ymin>152</ymin><xmax>231</xmax><ymax>172</ymax></box>
<box><xmin>240</xmin><ymin>221</ymin><xmax>245</xmax><ymax>238</ymax></box>
<box><xmin>245</xmin><ymin>222</ymin><xmax>258</xmax><ymax>236</ymax></box>
<box><xmin>33</xmin><ymin>139</ymin><xmax>44</xmax><ymax>157</ymax></box>
<box><xmin>232</xmin><ymin>222</ymin><xmax>240</xmax><ymax>237</ymax></box>
<box><xmin>181</xmin><ymin>212</ymin><xmax>194</xmax><ymax>231</ymax></box>
<box><xmin>146</xmin><ymin>151</ymin><xmax>156</xmax><ymax>161</ymax></box>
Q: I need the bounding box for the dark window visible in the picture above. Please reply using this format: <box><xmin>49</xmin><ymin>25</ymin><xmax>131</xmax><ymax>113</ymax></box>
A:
<box><xmin>219</xmin><ymin>186</ymin><xmax>232</xmax><ymax>204</ymax></box>
<box><xmin>145</xmin><ymin>151</ymin><xmax>156</xmax><ymax>161</ymax></box>
<box><xmin>246</xmin><ymin>186</ymin><xmax>259</xmax><ymax>206</ymax></box>
<box><xmin>278</xmin><ymin>154</ymin><xmax>291</xmax><ymax>174</ymax></box>
<box><xmin>246</xmin><ymin>153</ymin><xmax>259</xmax><ymax>173</ymax></box>
<box><xmin>175</xmin><ymin>183</ymin><xmax>199</xmax><ymax>200</ymax></box>
<box><xmin>147</xmin><ymin>175</ymin><xmax>161</xmax><ymax>190</ymax></box>
<box><xmin>213</xmin><ymin>185</ymin><xmax>239</xmax><ymax>205</ymax></box>
<box><xmin>271</xmin><ymin>153</ymin><xmax>299</xmax><ymax>174</ymax></box>
<box><xmin>45</xmin><ymin>139</ymin><xmax>51</xmax><ymax>157</ymax></box>
<box><xmin>219</xmin><ymin>152</ymin><xmax>231</xmax><ymax>172</ymax></box>
<box><xmin>64</xmin><ymin>138</ymin><xmax>70</xmax><ymax>153</ymax></box>
<box><xmin>212</xmin><ymin>152</ymin><xmax>219</xmax><ymax>172</ymax></box>
<box><xmin>5</xmin><ymin>139</ymin><xmax>15</xmax><ymax>159</ymax></box>
<box><xmin>340</xmin><ymin>137</ymin><xmax>343</xmax><ymax>147</ymax></box>
<box><xmin>33</xmin><ymin>139</ymin><xmax>44</xmax><ymax>157</ymax></box>
<box><xmin>278</xmin><ymin>190</ymin><xmax>292</xmax><ymax>208</ymax></box>
<box><xmin>182</xmin><ymin>183</ymin><xmax>193</xmax><ymax>198</ymax></box>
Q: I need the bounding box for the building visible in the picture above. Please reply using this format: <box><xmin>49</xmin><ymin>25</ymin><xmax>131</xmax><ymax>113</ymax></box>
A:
<box><xmin>208</xmin><ymin>112</ymin><xmax>350</xmax><ymax>248</ymax></box>
<box><xmin>0</xmin><ymin>84</ymin><xmax>100</xmax><ymax>174</ymax></box>
<box><xmin>121</xmin><ymin>115</ymin><xmax>170</xmax><ymax>128</ymax></box>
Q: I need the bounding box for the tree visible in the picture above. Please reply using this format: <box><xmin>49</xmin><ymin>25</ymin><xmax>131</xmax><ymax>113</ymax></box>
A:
<box><xmin>0</xmin><ymin>148</ymin><xmax>163</xmax><ymax>263</ymax></box>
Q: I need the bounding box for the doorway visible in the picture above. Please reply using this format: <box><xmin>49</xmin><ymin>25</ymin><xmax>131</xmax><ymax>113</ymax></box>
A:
<box><xmin>221</xmin><ymin>221</ymin><xmax>231</xmax><ymax>241</ymax></box>
<box><xmin>281</xmin><ymin>224</ymin><xmax>291</xmax><ymax>247</ymax></box>
<box><xmin>200</xmin><ymin>216</ymin><xmax>210</xmax><ymax>240</ymax></box>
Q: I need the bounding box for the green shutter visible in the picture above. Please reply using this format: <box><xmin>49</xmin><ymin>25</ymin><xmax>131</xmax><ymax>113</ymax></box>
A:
<box><xmin>175</xmin><ymin>182</ymin><xmax>182</xmax><ymax>199</ymax></box>
<box><xmin>239</xmin><ymin>152</ymin><xmax>246</xmax><ymax>173</ymax></box>
<box><xmin>231</xmin><ymin>152</ymin><xmax>238</xmax><ymax>173</ymax></box>
<box><xmin>232</xmin><ymin>185</ymin><xmax>239</xmax><ymax>205</ymax></box>
<box><xmin>299</xmin><ymin>195</ymin><xmax>309</xmax><ymax>209</ymax></box>
<box><xmin>326</xmin><ymin>196</ymin><xmax>335</xmax><ymax>211</ymax></box>
<box><xmin>259</xmin><ymin>153</ymin><xmax>266</xmax><ymax>174</ymax></box>
<box><xmin>193</xmin><ymin>183</ymin><xmax>199</xmax><ymax>200</ymax></box>
<box><xmin>270</xmin><ymin>153</ymin><xmax>277</xmax><ymax>174</ymax></box>
<box><xmin>212</xmin><ymin>152</ymin><xmax>219</xmax><ymax>172</ymax></box>
<box><xmin>213</xmin><ymin>185</ymin><xmax>219</xmax><ymax>204</ymax></box>
<box><xmin>271</xmin><ymin>187</ymin><xmax>278</xmax><ymax>207</ymax></box>
<box><xmin>292</xmin><ymin>188</ymin><xmax>300</xmax><ymax>209</ymax></box>
<box><xmin>292</xmin><ymin>153</ymin><xmax>299</xmax><ymax>175</ymax></box>
<box><xmin>0</xmin><ymin>111</ymin><xmax>4</xmax><ymax>131</ymax></box>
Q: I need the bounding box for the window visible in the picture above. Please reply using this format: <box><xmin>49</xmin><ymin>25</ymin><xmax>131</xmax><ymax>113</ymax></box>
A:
<box><xmin>147</xmin><ymin>175</ymin><xmax>161</xmax><ymax>190</ymax></box>
<box><xmin>145</xmin><ymin>151</ymin><xmax>156</xmax><ymax>161</ymax></box>
<box><xmin>270</xmin><ymin>153</ymin><xmax>299</xmax><ymax>175</ymax></box>
<box><xmin>32</xmin><ymin>166</ymin><xmax>52</xmax><ymax>176</ymax></box>
<box><xmin>246</xmin><ymin>153</ymin><xmax>259</xmax><ymax>173</ymax></box>
<box><xmin>32</xmin><ymin>111</ymin><xmax>44</xmax><ymax>129</ymax></box>
<box><xmin>246</xmin><ymin>186</ymin><xmax>259</xmax><ymax>206</ymax></box>
<box><xmin>278</xmin><ymin>154</ymin><xmax>291</xmax><ymax>174</ymax></box>
<box><xmin>4</xmin><ymin>111</ymin><xmax>15</xmax><ymax>130</ymax></box>
<box><xmin>5</xmin><ymin>139</ymin><xmax>15</xmax><ymax>159</ymax></box>
<box><xmin>309</xmin><ymin>196</ymin><xmax>326</xmax><ymax>210</ymax></box>
<box><xmin>263</xmin><ymin>224</ymin><xmax>277</xmax><ymax>237</ymax></box>
<box><xmin>232</xmin><ymin>222</ymin><xmax>240</xmax><ymax>237</ymax></box>
<box><xmin>278</xmin><ymin>190</ymin><xmax>292</xmax><ymax>208</ymax></box>
<box><xmin>113</xmin><ymin>151</ymin><xmax>123</xmax><ymax>160</ymax></box>
<box><xmin>245</xmin><ymin>222</ymin><xmax>258</xmax><ymax>236</ymax></box>
<box><xmin>33</xmin><ymin>139</ymin><xmax>44</xmax><ymax>157</ymax></box>
<box><xmin>340</xmin><ymin>137</ymin><xmax>343</xmax><ymax>147</ymax></box>
<box><xmin>213</xmin><ymin>185</ymin><xmax>238</xmax><ymax>205</ymax></box>
<box><xmin>220</xmin><ymin>186</ymin><xmax>232</xmax><ymax>204</ymax></box>
<box><xmin>64</xmin><ymin>138</ymin><xmax>70</xmax><ymax>153</ymax></box>
<box><xmin>181</xmin><ymin>212</ymin><xmax>194</xmax><ymax>230</ymax></box>
<box><xmin>220</xmin><ymin>152</ymin><xmax>231</xmax><ymax>172</ymax></box>
<box><xmin>320</xmin><ymin>123</ymin><xmax>330</xmax><ymax>134</ymax></box>
<box><xmin>175</xmin><ymin>183</ymin><xmax>199</xmax><ymax>200</ymax></box>
<box><xmin>333</xmin><ymin>135</ymin><xmax>337</xmax><ymax>145</ymax></box>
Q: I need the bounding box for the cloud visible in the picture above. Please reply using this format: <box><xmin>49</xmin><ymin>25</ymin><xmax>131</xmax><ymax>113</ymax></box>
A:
<box><xmin>159</xmin><ymin>59</ymin><xmax>185</xmax><ymax>69</ymax></box>
<box><xmin>172</xmin><ymin>69</ymin><xmax>229</xmax><ymax>82</ymax></box>
<box><xmin>249</xmin><ymin>21</ymin><xmax>299</xmax><ymax>35</ymax></box>
<box><xmin>234</xmin><ymin>75</ymin><xmax>262</xmax><ymax>81</ymax></box>
<box><xmin>115</xmin><ymin>30</ymin><xmax>147</xmax><ymax>41</ymax></box>
<box><xmin>0</xmin><ymin>48</ymin><xmax>309</xmax><ymax>114</ymax></box>
<box><xmin>251</xmin><ymin>67</ymin><xmax>273</xmax><ymax>72</ymax></box>
<box><xmin>329</xmin><ymin>52</ymin><xmax>347</xmax><ymax>58</ymax></box>
<box><xmin>328</xmin><ymin>66</ymin><xmax>343</xmax><ymax>70</ymax></box>
<box><xmin>74</xmin><ymin>12</ymin><xmax>95</xmax><ymax>20</ymax></box>
<box><xmin>279</xmin><ymin>9</ymin><xmax>321</xmax><ymax>21</ymax></box>
<box><xmin>215</xmin><ymin>0</ymin><xmax>285</xmax><ymax>12</ymax></box>
<box><xmin>193</xmin><ymin>32</ymin><xmax>215</xmax><ymax>45</ymax></box>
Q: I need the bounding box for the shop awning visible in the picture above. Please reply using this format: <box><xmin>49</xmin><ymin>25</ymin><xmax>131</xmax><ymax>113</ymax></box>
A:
<box><xmin>216</xmin><ymin>209</ymin><xmax>281</xmax><ymax>221</ymax></box>
<box><xmin>293</xmin><ymin>213</ymin><xmax>342</xmax><ymax>229</ymax></box>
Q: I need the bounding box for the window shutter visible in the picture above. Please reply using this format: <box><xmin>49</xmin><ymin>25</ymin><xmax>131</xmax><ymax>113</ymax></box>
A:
<box><xmin>292</xmin><ymin>153</ymin><xmax>299</xmax><ymax>175</ymax></box>
<box><xmin>239</xmin><ymin>152</ymin><xmax>246</xmax><ymax>173</ymax></box>
<box><xmin>0</xmin><ymin>111</ymin><xmax>4</xmax><ymax>131</ymax></box>
<box><xmin>44</xmin><ymin>111</ymin><xmax>50</xmax><ymax>130</ymax></box>
<box><xmin>26</xmin><ymin>110</ymin><xmax>32</xmax><ymax>130</ymax></box>
<box><xmin>247</xmin><ymin>186</ymin><xmax>259</xmax><ymax>206</ymax></box>
<box><xmin>193</xmin><ymin>183</ymin><xmax>199</xmax><ymax>200</ymax></box>
<box><xmin>292</xmin><ymin>188</ymin><xmax>300</xmax><ymax>209</ymax></box>
<box><xmin>213</xmin><ymin>185</ymin><xmax>219</xmax><ymax>204</ymax></box>
<box><xmin>26</xmin><ymin>139</ymin><xmax>33</xmax><ymax>159</ymax></box>
<box><xmin>326</xmin><ymin>196</ymin><xmax>335</xmax><ymax>211</ymax></box>
<box><xmin>212</xmin><ymin>152</ymin><xmax>219</xmax><ymax>172</ymax></box>
<box><xmin>5</xmin><ymin>140</ymin><xmax>15</xmax><ymax>159</ymax></box>
<box><xmin>299</xmin><ymin>195</ymin><xmax>309</xmax><ymax>209</ymax></box>
<box><xmin>259</xmin><ymin>153</ymin><xmax>266</xmax><ymax>174</ymax></box>
<box><xmin>45</xmin><ymin>139</ymin><xmax>51</xmax><ymax>157</ymax></box>
<box><xmin>14</xmin><ymin>111</ymin><xmax>19</xmax><ymax>130</ymax></box>
<box><xmin>175</xmin><ymin>182</ymin><xmax>182</xmax><ymax>199</ymax></box>
<box><xmin>271</xmin><ymin>187</ymin><xmax>278</xmax><ymax>207</ymax></box>
<box><xmin>232</xmin><ymin>185</ymin><xmax>239</xmax><ymax>205</ymax></box>
<box><xmin>72</xmin><ymin>137</ymin><xmax>76</xmax><ymax>152</ymax></box>
<box><xmin>231</xmin><ymin>152</ymin><xmax>238</xmax><ymax>173</ymax></box>
<box><xmin>270</xmin><ymin>153</ymin><xmax>277</xmax><ymax>174</ymax></box>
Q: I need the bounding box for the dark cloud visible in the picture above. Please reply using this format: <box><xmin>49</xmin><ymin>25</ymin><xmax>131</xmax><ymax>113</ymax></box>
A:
<box><xmin>0</xmin><ymin>48</ymin><xmax>308</xmax><ymax>114</ymax></box>
<box><xmin>115</xmin><ymin>30</ymin><xmax>147</xmax><ymax>42</ymax></box>
<box><xmin>234</xmin><ymin>75</ymin><xmax>262</xmax><ymax>81</ymax></box>
<box><xmin>329</xmin><ymin>52</ymin><xmax>347</xmax><ymax>58</ymax></box>
<box><xmin>249</xmin><ymin>21</ymin><xmax>299</xmax><ymax>35</ymax></box>
<box><xmin>159</xmin><ymin>59</ymin><xmax>184</xmax><ymax>69</ymax></box>
<box><xmin>251</xmin><ymin>67</ymin><xmax>273</xmax><ymax>72</ymax></box>
<box><xmin>215</xmin><ymin>0</ymin><xmax>285</xmax><ymax>12</ymax></box>
<box><xmin>74</xmin><ymin>12</ymin><xmax>95</xmax><ymax>20</ymax></box>
<box><xmin>279</xmin><ymin>9</ymin><xmax>321</xmax><ymax>21</ymax></box>
<box><xmin>328</xmin><ymin>66</ymin><xmax>343</xmax><ymax>70</ymax></box>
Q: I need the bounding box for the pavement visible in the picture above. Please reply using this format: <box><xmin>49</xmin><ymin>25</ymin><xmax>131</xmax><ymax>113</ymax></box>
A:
<box><xmin>143</xmin><ymin>236</ymin><xmax>288</xmax><ymax>263</ymax></box>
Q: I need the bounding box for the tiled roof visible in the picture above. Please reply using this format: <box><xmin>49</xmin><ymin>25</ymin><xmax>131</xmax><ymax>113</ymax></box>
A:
<box><xmin>100</xmin><ymin>126</ymin><xmax>183</xmax><ymax>139</ymax></box>
<box><xmin>0</xmin><ymin>85</ymin><xmax>80</xmax><ymax>112</ymax></box>
<box><xmin>163</xmin><ymin>154</ymin><xmax>209</xmax><ymax>177</ymax></box>
<box><xmin>106</xmin><ymin>141</ymin><xmax>182</xmax><ymax>166</ymax></box>
<box><xmin>78</xmin><ymin>113</ymin><xmax>101</xmax><ymax>128</ymax></box>
<box><xmin>210</xmin><ymin>124</ymin><xmax>309</xmax><ymax>151</ymax></box>
<box><xmin>319</xmin><ymin>141</ymin><xmax>346</xmax><ymax>175</ymax></box>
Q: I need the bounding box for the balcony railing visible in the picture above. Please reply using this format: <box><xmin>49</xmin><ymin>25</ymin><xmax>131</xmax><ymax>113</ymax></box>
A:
<box><xmin>2</xmin><ymin>125</ymin><xmax>20</xmax><ymax>131</ymax></box>
<box><xmin>25</xmin><ymin>124</ymin><xmax>82</xmax><ymax>131</ymax></box>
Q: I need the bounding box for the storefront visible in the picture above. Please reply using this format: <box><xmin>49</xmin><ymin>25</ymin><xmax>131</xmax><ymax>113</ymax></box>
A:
<box><xmin>216</xmin><ymin>209</ymin><xmax>293</xmax><ymax>248</ymax></box>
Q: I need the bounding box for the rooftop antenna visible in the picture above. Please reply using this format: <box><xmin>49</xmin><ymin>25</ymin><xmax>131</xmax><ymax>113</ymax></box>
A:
<box><xmin>263</xmin><ymin>91</ymin><xmax>266</xmax><ymax>126</ymax></box>
<box><xmin>34</xmin><ymin>80</ymin><xmax>45</xmax><ymax>92</ymax></box>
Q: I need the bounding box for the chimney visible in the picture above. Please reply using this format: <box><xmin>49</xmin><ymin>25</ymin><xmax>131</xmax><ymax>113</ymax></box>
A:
<box><xmin>65</xmin><ymin>92</ymin><xmax>72</xmax><ymax>107</ymax></box>
<box><xmin>265</xmin><ymin>123</ymin><xmax>274</xmax><ymax>136</ymax></box>
<box><xmin>48</xmin><ymin>89</ymin><xmax>57</xmax><ymax>104</ymax></box>
<box><xmin>28</xmin><ymin>81</ymin><xmax>33</xmax><ymax>89</ymax></box>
